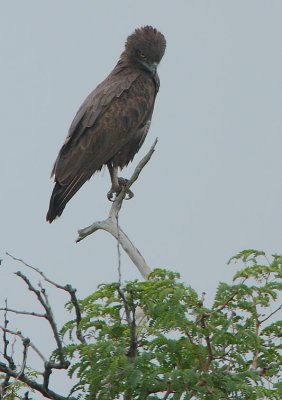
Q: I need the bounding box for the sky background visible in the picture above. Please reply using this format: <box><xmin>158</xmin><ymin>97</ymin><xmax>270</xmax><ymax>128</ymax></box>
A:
<box><xmin>1</xmin><ymin>0</ymin><xmax>282</xmax><ymax>396</ymax></box>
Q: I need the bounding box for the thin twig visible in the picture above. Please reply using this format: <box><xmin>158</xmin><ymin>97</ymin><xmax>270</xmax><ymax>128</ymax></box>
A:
<box><xmin>6</xmin><ymin>253</ymin><xmax>86</xmax><ymax>344</ymax></box>
<box><xmin>43</xmin><ymin>364</ymin><xmax>52</xmax><ymax>390</ymax></box>
<box><xmin>14</xmin><ymin>271</ymin><xmax>69</xmax><ymax>371</ymax></box>
<box><xmin>0</xmin><ymin>361</ymin><xmax>75</xmax><ymax>400</ymax></box>
<box><xmin>65</xmin><ymin>284</ymin><xmax>86</xmax><ymax>344</ymax></box>
<box><xmin>259</xmin><ymin>303</ymin><xmax>282</xmax><ymax>324</ymax></box>
<box><xmin>0</xmin><ymin>325</ymin><xmax>46</xmax><ymax>363</ymax></box>
<box><xmin>0</xmin><ymin>302</ymin><xmax>16</xmax><ymax>399</ymax></box>
<box><xmin>116</xmin><ymin>215</ymin><xmax>122</xmax><ymax>284</ymax></box>
<box><xmin>6</xmin><ymin>253</ymin><xmax>67</xmax><ymax>291</ymax></box>
<box><xmin>14</xmin><ymin>273</ymin><xmax>62</xmax><ymax>358</ymax></box>
<box><xmin>0</xmin><ymin>308</ymin><xmax>46</xmax><ymax>319</ymax></box>
<box><xmin>17</xmin><ymin>337</ymin><xmax>30</xmax><ymax>377</ymax></box>
<box><xmin>2</xmin><ymin>301</ymin><xmax>16</xmax><ymax>371</ymax></box>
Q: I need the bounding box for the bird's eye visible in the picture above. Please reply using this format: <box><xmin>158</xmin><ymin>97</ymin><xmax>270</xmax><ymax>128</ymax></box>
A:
<box><xmin>138</xmin><ymin>51</ymin><xmax>146</xmax><ymax>60</ymax></box>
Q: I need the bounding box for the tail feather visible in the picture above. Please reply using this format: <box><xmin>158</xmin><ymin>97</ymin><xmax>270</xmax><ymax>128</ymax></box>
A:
<box><xmin>46</xmin><ymin>175</ymin><xmax>87</xmax><ymax>223</ymax></box>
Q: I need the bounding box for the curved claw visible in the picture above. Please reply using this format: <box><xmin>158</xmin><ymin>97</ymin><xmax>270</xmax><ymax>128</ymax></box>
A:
<box><xmin>124</xmin><ymin>189</ymin><xmax>134</xmax><ymax>200</ymax></box>
<box><xmin>107</xmin><ymin>191</ymin><xmax>115</xmax><ymax>202</ymax></box>
<box><xmin>107</xmin><ymin>177</ymin><xmax>134</xmax><ymax>201</ymax></box>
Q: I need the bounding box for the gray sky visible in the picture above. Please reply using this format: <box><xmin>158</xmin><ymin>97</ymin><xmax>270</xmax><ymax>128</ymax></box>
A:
<box><xmin>1</xmin><ymin>0</ymin><xmax>282</xmax><ymax>395</ymax></box>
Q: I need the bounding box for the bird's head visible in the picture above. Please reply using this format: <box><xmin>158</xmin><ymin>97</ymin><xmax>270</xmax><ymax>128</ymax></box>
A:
<box><xmin>125</xmin><ymin>26</ymin><xmax>166</xmax><ymax>74</ymax></box>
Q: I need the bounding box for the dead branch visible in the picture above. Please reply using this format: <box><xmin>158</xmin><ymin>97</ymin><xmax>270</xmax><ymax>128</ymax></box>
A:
<box><xmin>6</xmin><ymin>253</ymin><xmax>86</xmax><ymax>345</ymax></box>
<box><xmin>0</xmin><ymin>325</ymin><xmax>46</xmax><ymax>364</ymax></box>
<box><xmin>18</xmin><ymin>337</ymin><xmax>29</xmax><ymax>377</ymax></box>
<box><xmin>14</xmin><ymin>271</ymin><xmax>68</xmax><ymax>369</ymax></box>
<box><xmin>0</xmin><ymin>254</ymin><xmax>89</xmax><ymax>398</ymax></box>
<box><xmin>2</xmin><ymin>301</ymin><xmax>16</xmax><ymax>372</ymax></box>
<box><xmin>0</xmin><ymin>301</ymin><xmax>16</xmax><ymax>398</ymax></box>
<box><xmin>0</xmin><ymin>361</ymin><xmax>74</xmax><ymax>400</ymax></box>
<box><xmin>0</xmin><ymin>265</ymin><xmax>78</xmax><ymax>399</ymax></box>
<box><xmin>0</xmin><ymin>308</ymin><xmax>46</xmax><ymax>319</ymax></box>
<box><xmin>76</xmin><ymin>139</ymin><xmax>158</xmax><ymax>279</ymax></box>
<box><xmin>64</xmin><ymin>284</ymin><xmax>86</xmax><ymax>344</ymax></box>
<box><xmin>6</xmin><ymin>252</ymin><xmax>71</xmax><ymax>291</ymax></box>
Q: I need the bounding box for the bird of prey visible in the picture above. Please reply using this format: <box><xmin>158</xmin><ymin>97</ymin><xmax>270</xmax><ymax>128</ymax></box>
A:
<box><xmin>46</xmin><ymin>26</ymin><xmax>166</xmax><ymax>223</ymax></box>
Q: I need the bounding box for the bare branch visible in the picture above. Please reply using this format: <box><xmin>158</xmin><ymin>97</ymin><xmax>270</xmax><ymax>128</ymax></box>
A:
<box><xmin>124</xmin><ymin>138</ymin><xmax>158</xmax><ymax>192</ymax></box>
<box><xmin>78</xmin><ymin>220</ymin><xmax>150</xmax><ymax>279</ymax></box>
<box><xmin>0</xmin><ymin>315</ymin><xmax>71</xmax><ymax>397</ymax></box>
<box><xmin>64</xmin><ymin>284</ymin><xmax>86</xmax><ymax>344</ymax></box>
<box><xmin>76</xmin><ymin>139</ymin><xmax>158</xmax><ymax>279</ymax></box>
<box><xmin>116</xmin><ymin>215</ymin><xmax>122</xmax><ymax>284</ymax></box>
<box><xmin>2</xmin><ymin>301</ymin><xmax>16</xmax><ymax>371</ymax></box>
<box><xmin>0</xmin><ymin>302</ymin><xmax>16</xmax><ymax>398</ymax></box>
<box><xmin>14</xmin><ymin>273</ymin><xmax>61</xmax><ymax>357</ymax></box>
<box><xmin>18</xmin><ymin>337</ymin><xmax>30</xmax><ymax>377</ymax></box>
<box><xmin>0</xmin><ymin>325</ymin><xmax>46</xmax><ymax>363</ymax></box>
<box><xmin>14</xmin><ymin>272</ymin><xmax>69</xmax><ymax>372</ymax></box>
<box><xmin>0</xmin><ymin>361</ymin><xmax>75</xmax><ymax>400</ymax></box>
<box><xmin>259</xmin><ymin>303</ymin><xmax>282</xmax><ymax>324</ymax></box>
<box><xmin>6</xmin><ymin>253</ymin><xmax>86</xmax><ymax>344</ymax></box>
<box><xmin>6</xmin><ymin>252</ymin><xmax>67</xmax><ymax>291</ymax></box>
<box><xmin>2</xmin><ymin>257</ymin><xmax>87</xmax><ymax>397</ymax></box>
<box><xmin>43</xmin><ymin>363</ymin><xmax>52</xmax><ymax>390</ymax></box>
<box><xmin>0</xmin><ymin>308</ymin><xmax>46</xmax><ymax>319</ymax></box>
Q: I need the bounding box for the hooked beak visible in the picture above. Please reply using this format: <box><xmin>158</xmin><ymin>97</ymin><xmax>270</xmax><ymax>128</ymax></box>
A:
<box><xmin>150</xmin><ymin>62</ymin><xmax>158</xmax><ymax>75</ymax></box>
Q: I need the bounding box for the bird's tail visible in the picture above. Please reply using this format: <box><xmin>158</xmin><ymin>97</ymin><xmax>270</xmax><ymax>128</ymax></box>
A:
<box><xmin>46</xmin><ymin>175</ymin><xmax>87</xmax><ymax>223</ymax></box>
<box><xmin>46</xmin><ymin>182</ymin><xmax>68</xmax><ymax>223</ymax></box>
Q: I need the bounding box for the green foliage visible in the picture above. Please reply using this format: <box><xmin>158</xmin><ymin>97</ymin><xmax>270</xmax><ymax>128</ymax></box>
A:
<box><xmin>59</xmin><ymin>250</ymin><xmax>282</xmax><ymax>399</ymax></box>
<box><xmin>0</xmin><ymin>368</ymin><xmax>38</xmax><ymax>399</ymax></box>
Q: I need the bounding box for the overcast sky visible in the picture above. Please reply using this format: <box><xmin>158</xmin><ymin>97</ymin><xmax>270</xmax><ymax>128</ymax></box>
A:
<box><xmin>1</xmin><ymin>0</ymin><xmax>282</xmax><ymax>396</ymax></box>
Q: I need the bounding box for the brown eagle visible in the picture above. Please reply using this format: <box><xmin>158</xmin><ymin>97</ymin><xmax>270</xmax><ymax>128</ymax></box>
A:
<box><xmin>46</xmin><ymin>26</ymin><xmax>166</xmax><ymax>223</ymax></box>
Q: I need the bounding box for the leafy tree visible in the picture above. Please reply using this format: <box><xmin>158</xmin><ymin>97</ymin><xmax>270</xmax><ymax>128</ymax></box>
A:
<box><xmin>1</xmin><ymin>250</ymin><xmax>282</xmax><ymax>399</ymax></box>
<box><xmin>53</xmin><ymin>249</ymin><xmax>281</xmax><ymax>399</ymax></box>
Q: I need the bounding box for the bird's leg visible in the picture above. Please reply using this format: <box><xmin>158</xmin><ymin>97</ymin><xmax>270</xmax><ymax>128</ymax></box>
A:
<box><xmin>106</xmin><ymin>162</ymin><xmax>134</xmax><ymax>201</ymax></box>
<box><xmin>107</xmin><ymin>163</ymin><xmax>120</xmax><ymax>198</ymax></box>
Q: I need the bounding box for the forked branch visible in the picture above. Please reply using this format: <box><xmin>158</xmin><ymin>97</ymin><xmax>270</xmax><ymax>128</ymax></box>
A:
<box><xmin>76</xmin><ymin>139</ymin><xmax>158</xmax><ymax>279</ymax></box>
<box><xmin>0</xmin><ymin>255</ymin><xmax>83</xmax><ymax>399</ymax></box>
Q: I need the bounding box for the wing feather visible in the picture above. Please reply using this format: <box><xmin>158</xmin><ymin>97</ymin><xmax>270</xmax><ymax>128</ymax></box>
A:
<box><xmin>47</xmin><ymin>66</ymin><xmax>157</xmax><ymax>222</ymax></box>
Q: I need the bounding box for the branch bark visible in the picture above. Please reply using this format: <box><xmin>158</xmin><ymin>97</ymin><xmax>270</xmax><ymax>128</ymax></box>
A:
<box><xmin>14</xmin><ymin>271</ymin><xmax>68</xmax><ymax>368</ymax></box>
<box><xmin>0</xmin><ymin>265</ymin><xmax>72</xmax><ymax>398</ymax></box>
<box><xmin>76</xmin><ymin>139</ymin><xmax>158</xmax><ymax>279</ymax></box>
<box><xmin>0</xmin><ymin>325</ymin><xmax>46</xmax><ymax>364</ymax></box>
<box><xmin>6</xmin><ymin>253</ymin><xmax>86</xmax><ymax>345</ymax></box>
<box><xmin>0</xmin><ymin>362</ymin><xmax>74</xmax><ymax>400</ymax></box>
